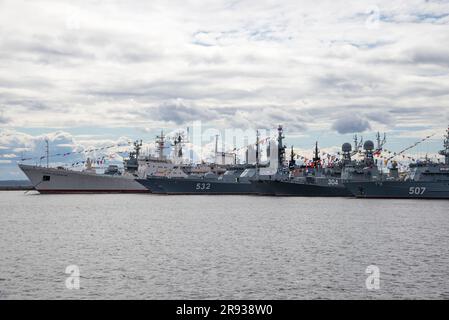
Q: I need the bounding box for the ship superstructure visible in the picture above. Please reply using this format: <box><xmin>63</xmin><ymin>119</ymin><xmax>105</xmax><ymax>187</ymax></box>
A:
<box><xmin>137</xmin><ymin>131</ymin><xmax>267</xmax><ymax>195</ymax></box>
<box><xmin>344</xmin><ymin>126</ymin><xmax>449</xmax><ymax>199</ymax></box>
<box><xmin>250</xmin><ymin>128</ymin><xmax>387</xmax><ymax>196</ymax></box>
<box><xmin>18</xmin><ymin>141</ymin><xmax>149</xmax><ymax>194</ymax></box>
<box><xmin>19</xmin><ymin>131</ymin><xmax>191</xmax><ymax>194</ymax></box>
<box><xmin>18</xmin><ymin>123</ymin><xmax>449</xmax><ymax>198</ymax></box>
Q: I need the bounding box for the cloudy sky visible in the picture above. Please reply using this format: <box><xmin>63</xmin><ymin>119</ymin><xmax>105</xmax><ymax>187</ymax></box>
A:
<box><xmin>1</xmin><ymin>0</ymin><xmax>449</xmax><ymax>179</ymax></box>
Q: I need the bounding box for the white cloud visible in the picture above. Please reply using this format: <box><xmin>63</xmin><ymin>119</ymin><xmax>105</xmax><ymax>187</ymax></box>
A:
<box><xmin>0</xmin><ymin>0</ymin><xmax>447</xmax><ymax>132</ymax></box>
<box><xmin>0</xmin><ymin>129</ymin><xmax>137</xmax><ymax>178</ymax></box>
<box><xmin>332</xmin><ymin>114</ymin><xmax>372</xmax><ymax>134</ymax></box>
<box><xmin>1</xmin><ymin>153</ymin><xmax>16</xmax><ymax>158</ymax></box>
<box><xmin>0</xmin><ymin>0</ymin><xmax>448</xmax><ymax>179</ymax></box>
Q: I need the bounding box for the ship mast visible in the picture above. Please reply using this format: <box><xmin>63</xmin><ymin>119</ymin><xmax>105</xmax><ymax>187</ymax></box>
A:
<box><xmin>187</xmin><ymin>127</ymin><xmax>193</xmax><ymax>164</ymax></box>
<box><xmin>177</xmin><ymin>135</ymin><xmax>183</xmax><ymax>157</ymax></box>
<box><xmin>266</xmin><ymin>140</ymin><xmax>271</xmax><ymax>159</ymax></box>
<box><xmin>214</xmin><ymin>134</ymin><xmax>219</xmax><ymax>164</ymax></box>
<box><xmin>134</xmin><ymin>140</ymin><xmax>142</xmax><ymax>158</ymax></box>
<box><xmin>376</xmin><ymin>132</ymin><xmax>387</xmax><ymax>152</ymax></box>
<box><xmin>156</xmin><ymin>130</ymin><xmax>165</xmax><ymax>160</ymax></box>
<box><xmin>312</xmin><ymin>141</ymin><xmax>321</xmax><ymax>168</ymax></box>
<box><xmin>353</xmin><ymin>134</ymin><xmax>363</xmax><ymax>156</ymax></box>
<box><xmin>439</xmin><ymin>126</ymin><xmax>449</xmax><ymax>165</ymax></box>
<box><xmin>255</xmin><ymin>130</ymin><xmax>260</xmax><ymax>175</ymax></box>
<box><xmin>277</xmin><ymin>125</ymin><xmax>285</xmax><ymax>169</ymax></box>
<box><xmin>289</xmin><ymin>145</ymin><xmax>296</xmax><ymax>169</ymax></box>
<box><xmin>172</xmin><ymin>133</ymin><xmax>184</xmax><ymax>164</ymax></box>
<box><xmin>45</xmin><ymin>139</ymin><xmax>49</xmax><ymax>168</ymax></box>
<box><xmin>124</xmin><ymin>140</ymin><xmax>142</xmax><ymax>173</ymax></box>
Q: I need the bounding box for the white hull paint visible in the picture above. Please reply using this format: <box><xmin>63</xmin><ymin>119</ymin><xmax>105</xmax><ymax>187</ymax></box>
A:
<box><xmin>19</xmin><ymin>164</ymin><xmax>149</xmax><ymax>193</ymax></box>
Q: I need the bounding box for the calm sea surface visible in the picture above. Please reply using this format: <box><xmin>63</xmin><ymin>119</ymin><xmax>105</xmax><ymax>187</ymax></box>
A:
<box><xmin>1</xmin><ymin>191</ymin><xmax>448</xmax><ymax>299</ymax></box>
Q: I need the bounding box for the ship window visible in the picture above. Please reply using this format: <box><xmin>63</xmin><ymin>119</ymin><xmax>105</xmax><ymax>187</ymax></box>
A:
<box><xmin>43</xmin><ymin>175</ymin><xmax>51</xmax><ymax>181</ymax></box>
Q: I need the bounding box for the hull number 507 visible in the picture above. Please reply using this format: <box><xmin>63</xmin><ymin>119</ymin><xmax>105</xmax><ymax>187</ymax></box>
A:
<box><xmin>409</xmin><ymin>187</ymin><xmax>426</xmax><ymax>195</ymax></box>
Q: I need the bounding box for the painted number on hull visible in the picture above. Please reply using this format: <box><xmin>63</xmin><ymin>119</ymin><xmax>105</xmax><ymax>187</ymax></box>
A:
<box><xmin>328</xmin><ymin>179</ymin><xmax>339</xmax><ymax>186</ymax></box>
<box><xmin>409</xmin><ymin>187</ymin><xmax>426</xmax><ymax>195</ymax></box>
<box><xmin>196</xmin><ymin>183</ymin><xmax>211</xmax><ymax>190</ymax></box>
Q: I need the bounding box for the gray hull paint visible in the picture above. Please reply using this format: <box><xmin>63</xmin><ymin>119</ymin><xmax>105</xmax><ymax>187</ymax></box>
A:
<box><xmin>252</xmin><ymin>179</ymin><xmax>352</xmax><ymax>197</ymax></box>
<box><xmin>138</xmin><ymin>177</ymin><xmax>258</xmax><ymax>195</ymax></box>
<box><xmin>19</xmin><ymin>164</ymin><xmax>149</xmax><ymax>193</ymax></box>
<box><xmin>139</xmin><ymin>176</ymin><xmax>352</xmax><ymax>197</ymax></box>
<box><xmin>344</xmin><ymin>180</ymin><xmax>449</xmax><ymax>199</ymax></box>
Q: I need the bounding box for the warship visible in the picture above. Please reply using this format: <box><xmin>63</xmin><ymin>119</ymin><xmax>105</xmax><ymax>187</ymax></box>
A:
<box><xmin>137</xmin><ymin>131</ymin><xmax>269</xmax><ymax>195</ymax></box>
<box><xmin>344</xmin><ymin>126</ymin><xmax>449</xmax><ymax>199</ymax></box>
<box><xmin>139</xmin><ymin>125</ymin><xmax>390</xmax><ymax>196</ymax></box>
<box><xmin>21</xmin><ymin>123</ymin><xmax>447</xmax><ymax>198</ymax></box>
<box><xmin>18</xmin><ymin>132</ymin><xmax>203</xmax><ymax>194</ymax></box>
<box><xmin>251</xmin><ymin>128</ymin><xmax>386</xmax><ymax>197</ymax></box>
<box><xmin>18</xmin><ymin>163</ymin><xmax>150</xmax><ymax>194</ymax></box>
<box><xmin>18</xmin><ymin>140</ymin><xmax>149</xmax><ymax>193</ymax></box>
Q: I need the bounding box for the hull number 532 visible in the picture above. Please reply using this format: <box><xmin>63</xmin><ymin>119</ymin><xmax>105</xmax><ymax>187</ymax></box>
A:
<box><xmin>196</xmin><ymin>183</ymin><xmax>211</xmax><ymax>190</ymax></box>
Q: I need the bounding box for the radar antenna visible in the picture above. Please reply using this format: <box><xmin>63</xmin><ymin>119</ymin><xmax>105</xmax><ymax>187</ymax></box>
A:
<box><xmin>341</xmin><ymin>142</ymin><xmax>352</xmax><ymax>163</ymax></box>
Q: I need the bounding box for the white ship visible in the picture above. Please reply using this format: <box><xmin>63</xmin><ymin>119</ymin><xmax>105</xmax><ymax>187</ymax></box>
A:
<box><xmin>18</xmin><ymin>132</ymin><xmax>191</xmax><ymax>194</ymax></box>
<box><xmin>18</xmin><ymin>163</ymin><xmax>148</xmax><ymax>194</ymax></box>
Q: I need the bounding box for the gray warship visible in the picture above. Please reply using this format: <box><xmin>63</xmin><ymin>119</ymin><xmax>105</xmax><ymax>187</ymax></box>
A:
<box><xmin>19</xmin><ymin>127</ymin><xmax>238</xmax><ymax>194</ymax></box>
<box><xmin>19</xmin><ymin>140</ymin><xmax>149</xmax><ymax>194</ymax></box>
<box><xmin>137</xmin><ymin>131</ymin><xmax>266</xmax><ymax>195</ymax></box>
<box><xmin>251</xmin><ymin>128</ymin><xmax>386</xmax><ymax>197</ymax></box>
<box><xmin>140</xmin><ymin>125</ymin><xmax>387</xmax><ymax>197</ymax></box>
<box><xmin>344</xmin><ymin>126</ymin><xmax>449</xmax><ymax>199</ymax></box>
<box><xmin>18</xmin><ymin>134</ymin><xmax>200</xmax><ymax>194</ymax></box>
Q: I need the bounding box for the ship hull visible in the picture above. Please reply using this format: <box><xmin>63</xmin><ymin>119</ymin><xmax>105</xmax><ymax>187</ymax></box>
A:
<box><xmin>344</xmin><ymin>180</ymin><xmax>449</xmax><ymax>199</ymax></box>
<box><xmin>252</xmin><ymin>180</ymin><xmax>352</xmax><ymax>197</ymax></box>
<box><xmin>19</xmin><ymin>164</ymin><xmax>149</xmax><ymax>194</ymax></box>
<box><xmin>137</xmin><ymin>177</ymin><xmax>258</xmax><ymax>195</ymax></box>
